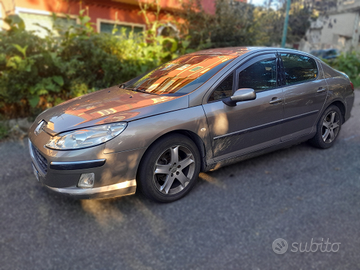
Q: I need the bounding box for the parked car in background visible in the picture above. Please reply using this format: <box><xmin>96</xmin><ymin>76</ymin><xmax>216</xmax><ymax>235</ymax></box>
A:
<box><xmin>29</xmin><ymin>47</ymin><xmax>354</xmax><ymax>202</ymax></box>
<box><xmin>310</xmin><ymin>49</ymin><xmax>340</xmax><ymax>60</ymax></box>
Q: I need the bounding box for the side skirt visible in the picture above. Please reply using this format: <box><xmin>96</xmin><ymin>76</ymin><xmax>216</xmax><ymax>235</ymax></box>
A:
<box><xmin>202</xmin><ymin>133</ymin><xmax>315</xmax><ymax>172</ymax></box>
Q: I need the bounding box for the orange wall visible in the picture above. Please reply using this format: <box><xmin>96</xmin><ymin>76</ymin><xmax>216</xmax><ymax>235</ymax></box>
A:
<box><xmin>8</xmin><ymin>0</ymin><xmax>190</xmax><ymax>28</ymax></box>
<box><xmin>5</xmin><ymin>0</ymin><xmax>247</xmax><ymax>31</ymax></box>
<box><xmin>11</xmin><ymin>0</ymin><xmax>145</xmax><ymax>25</ymax></box>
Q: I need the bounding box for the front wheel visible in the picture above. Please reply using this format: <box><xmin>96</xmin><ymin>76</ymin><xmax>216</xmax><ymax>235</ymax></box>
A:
<box><xmin>309</xmin><ymin>105</ymin><xmax>342</xmax><ymax>149</ymax></box>
<box><xmin>137</xmin><ymin>134</ymin><xmax>201</xmax><ymax>203</ymax></box>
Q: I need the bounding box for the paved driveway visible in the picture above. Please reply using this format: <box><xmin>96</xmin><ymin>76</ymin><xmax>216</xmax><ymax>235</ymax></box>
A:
<box><xmin>1</xmin><ymin>91</ymin><xmax>360</xmax><ymax>270</ymax></box>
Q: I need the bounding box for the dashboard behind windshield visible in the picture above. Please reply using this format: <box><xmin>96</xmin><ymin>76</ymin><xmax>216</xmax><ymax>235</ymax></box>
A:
<box><xmin>126</xmin><ymin>54</ymin><xmax>236</xmax><ymax>95</ymax></box>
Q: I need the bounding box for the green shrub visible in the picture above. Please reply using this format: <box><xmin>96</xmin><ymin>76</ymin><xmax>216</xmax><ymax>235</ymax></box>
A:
<box><xmin>324</xmin><ymin>51</ymin><xmax>360</xmax><ymax>87</ymax></box>
<box><xmin>0</xmin><ymin>9</ymin><xmax>186</xmax><ymax>119</ymax></box>
<box><xmin>0</xmin><ymin>123</ymin><xmax>8</xmax><ymax>140</ymax></box>
<box><xmin>178</xmin><ymin>0</ymin><xmax>256</xmax><ymax>49</ymax></box>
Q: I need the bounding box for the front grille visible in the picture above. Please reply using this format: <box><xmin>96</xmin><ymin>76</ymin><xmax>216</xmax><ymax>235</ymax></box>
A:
<box><xmin>31</xmin><ymin>144</ymin><xmax>48</xmax><ymax>174</ymax></box>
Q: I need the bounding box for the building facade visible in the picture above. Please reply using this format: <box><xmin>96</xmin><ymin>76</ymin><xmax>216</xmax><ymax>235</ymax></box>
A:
<box><xmin>0</xmin><ymin>0</ymin><xmax>221</xmax><ymax>36</ymax></box>
<box><xmin>302</xmin><ymin>0</ymin><xmax>360</xmax><ymax>52</ymax></box>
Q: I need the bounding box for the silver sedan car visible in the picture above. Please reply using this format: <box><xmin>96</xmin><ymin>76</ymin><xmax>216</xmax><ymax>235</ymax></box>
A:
<box><xmin>28</xmin><ymin>47</ymin><xmax>355</xmax><ymax>202</ymax></box>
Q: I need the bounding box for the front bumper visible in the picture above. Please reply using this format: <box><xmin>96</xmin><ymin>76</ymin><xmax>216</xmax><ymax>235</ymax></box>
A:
<box><xmin>45</xmin><ymin>179</ymin><xmax>137</xmax><ymax>199</ymax></box>
<box><xmin>28</xmin><ymin>138</ymin><xmax>141</xmax><ymax>199</ymax></box>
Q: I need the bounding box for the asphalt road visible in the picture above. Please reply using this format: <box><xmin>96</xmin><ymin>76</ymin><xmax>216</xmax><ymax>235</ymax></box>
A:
<box><xmin>1</xmin><ymin>91</ymin><xmax>360</xmax><ymax>270</ymax></box>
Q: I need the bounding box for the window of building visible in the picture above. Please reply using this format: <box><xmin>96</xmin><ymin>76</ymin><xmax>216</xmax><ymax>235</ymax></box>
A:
<box><xmin>17</xmin><ymin>9</ymin><xmax>77</xmax><ymax>38</ymax></box>
<box><xmin>281</xmin><ymin>53</ymin><xmax>318</xmax><ymax>85</ymax></box>
<box><xmin>238</xmin><ymin>59</ymin><xmax>277</xmax><ymax>92</ymax></box>
<box><xmin>98</xmin><ymin>20</ymin><xmax>144</xmax><ymax>36</ymax></box>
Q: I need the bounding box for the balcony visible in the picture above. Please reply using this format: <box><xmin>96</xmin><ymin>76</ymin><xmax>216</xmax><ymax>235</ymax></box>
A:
<box><xmin>338</xmin><ymin>0</ymin><xmax>360</xmax><ymax>12</ymax></box>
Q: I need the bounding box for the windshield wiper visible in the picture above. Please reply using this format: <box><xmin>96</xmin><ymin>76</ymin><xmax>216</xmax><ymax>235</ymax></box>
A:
<box><xmin>125</xmin><ymin>87</ymin><xmax>158</xmax><ymax>95</ymax></box>
<box><xmin>120</xmin><ymin>83</ymin><xmax>159</xmax><ymax>95</ymax></box>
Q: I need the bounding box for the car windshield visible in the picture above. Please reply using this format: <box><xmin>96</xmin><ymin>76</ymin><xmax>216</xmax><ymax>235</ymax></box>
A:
<box><xmin>126</xmin><ymin>54</ymin><xmax>236</xmax><ymax>95</ymax></box>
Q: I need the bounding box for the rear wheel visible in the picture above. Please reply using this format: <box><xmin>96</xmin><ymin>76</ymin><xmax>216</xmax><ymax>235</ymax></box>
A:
<box><xmin>309</xmin><ymin>105</ymin><xmax>342</xmax><ymax>149</ymax></box>
<box><xmin>137</xmin><ymin>134</ymin><xmax>201</xmax><ymax>203</ymax></box>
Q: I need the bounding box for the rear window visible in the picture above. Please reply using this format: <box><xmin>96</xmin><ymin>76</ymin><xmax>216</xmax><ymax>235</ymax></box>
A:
<box><xmin>281</xmin><ymin>53</ymin><xmax>318</xmax><ymax>85</ymax></box>
<box><xmin>126</xmin><ymin>55</ymin><xmax>236</xmax><ymax>95</ymax></box>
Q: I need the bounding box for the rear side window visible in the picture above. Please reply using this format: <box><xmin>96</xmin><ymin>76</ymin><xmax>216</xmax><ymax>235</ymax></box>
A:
<box><xmin>281</xmin><ymin>53</ymin><xmax>318</xmax><ymax>85</ymax></box>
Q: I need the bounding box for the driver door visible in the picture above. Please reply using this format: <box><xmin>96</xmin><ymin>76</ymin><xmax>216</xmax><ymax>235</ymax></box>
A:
<box><xmin>202</xmin><ymin>54</ymin><xmax>284</xmax><ymax>161</ymax></box>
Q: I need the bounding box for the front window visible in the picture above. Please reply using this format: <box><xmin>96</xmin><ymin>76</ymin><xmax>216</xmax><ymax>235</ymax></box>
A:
<box><xmin>238</xmin><ymin>59</ymin><xmax>277</xmax><ymax>92</ymax></box>
<box><xmin>208</xmin><ymin>73</ymin><xmax>234</xmax><ymax>102</ymax></box>
<box><xmin>126</xmin><ymin>55</ymin><xmax>236</xmax><ymax>95</ymax></box>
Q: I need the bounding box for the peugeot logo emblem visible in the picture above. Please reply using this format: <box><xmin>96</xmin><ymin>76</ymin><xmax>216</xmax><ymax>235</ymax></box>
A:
<box><xmin>34</xmin><ymin>120</ymin><xmax>46</xmax><ymax>135</ymax></box>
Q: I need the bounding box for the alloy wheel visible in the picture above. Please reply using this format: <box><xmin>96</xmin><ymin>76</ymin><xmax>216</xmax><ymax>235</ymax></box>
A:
<box><xmin>322</xmin><ymin>111</ymin><xmax>340</xmax><ymax>143</ymax></box>
<box><xmin>153</xmin><ymin>145</ymin><xmax>195</xmax><ymax>195</ymax></box>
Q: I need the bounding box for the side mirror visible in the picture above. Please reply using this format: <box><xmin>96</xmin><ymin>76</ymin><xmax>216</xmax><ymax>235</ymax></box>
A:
<box><xmin>222</xmin><ymin>88</ymin><xmax>256</xmax><ymax>107</ymax></box>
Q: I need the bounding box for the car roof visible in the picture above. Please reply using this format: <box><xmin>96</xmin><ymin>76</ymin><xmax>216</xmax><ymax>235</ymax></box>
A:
<box><xmin>190</xmin><ymin>47</ymin><xmax>254</xmax><ymax>55</ymax></box>
<box><xmin>189</xmin><ymin>47</ymin><xmax>312</xmax><ymax>58</ymax></box>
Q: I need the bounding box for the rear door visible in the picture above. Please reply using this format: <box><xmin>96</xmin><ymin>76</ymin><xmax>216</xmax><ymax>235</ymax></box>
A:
<box><xmin>279</xmin><ymin>52</ymin><xmax>328</xmax><ymax>142</ymax></box>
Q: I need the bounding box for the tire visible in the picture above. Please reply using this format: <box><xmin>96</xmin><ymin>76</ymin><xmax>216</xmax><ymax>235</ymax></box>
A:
<box><xmin>137</xmin><ymin>134</ymin><xmax>201</xmax><ymax>203</ymax></box>
<box><xmin>309</xmin><ymin>105</ymin><xmax>342</xmax><ymax>149</ymax></box>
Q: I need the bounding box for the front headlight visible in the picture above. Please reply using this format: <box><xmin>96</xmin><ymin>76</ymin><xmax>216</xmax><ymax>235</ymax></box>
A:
<box><xmin>46</xmin><ymin>122</ymin><xmax>127</xmax><ymax>150</ymax></box>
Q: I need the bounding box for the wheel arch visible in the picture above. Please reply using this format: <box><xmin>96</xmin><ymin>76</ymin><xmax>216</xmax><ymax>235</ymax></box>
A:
<box><xmin>309</xmin><ymin>101</ymin><xmax>343</xmax><ymax>149</ymax></box>
<box><xmin>328</xmin><ymin>100</ymin><xmax>346</xmax><ymax>122</ymax></box>
<box><xmin>137</xmin><ymin>130</ymin><xmax>207</xmax><ymax>176</ymax></box>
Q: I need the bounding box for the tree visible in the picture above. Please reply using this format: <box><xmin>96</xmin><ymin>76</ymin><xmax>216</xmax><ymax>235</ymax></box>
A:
<box><xmin>178</xmin><ymin>0</ymin><xmax>257</xmax><ymax>49</ymax></box>
<box><xmin>252</xmin><ymin>0</ymin><xmax>313</xmax><ymax>46</ymax></box>
<box><xmin>254</xmin><ymin>0</ymin><xmax>338</xmax><ymax>46</ymax></box>
<box><xmin>179</xmin><ymin>0</ymin><xmax>335</xmax><ymax>49</ymax></box>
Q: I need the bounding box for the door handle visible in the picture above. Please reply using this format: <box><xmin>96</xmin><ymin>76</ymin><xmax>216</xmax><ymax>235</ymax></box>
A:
<box><xmin>317</xmin><ymin>87</ymin><xmax>327</xmax><ymax>93</ymax></box>
<box><xmin>269</xmin><ymin>97</ymin><xmax>282</xmax><ymax>104</ymax></box>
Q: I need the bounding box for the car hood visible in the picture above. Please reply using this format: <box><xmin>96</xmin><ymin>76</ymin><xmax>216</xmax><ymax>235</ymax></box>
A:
<box><xmin>36</xmin><ymin>85</ymin><xmax>187</xmax><ymax>135</ymax></box>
